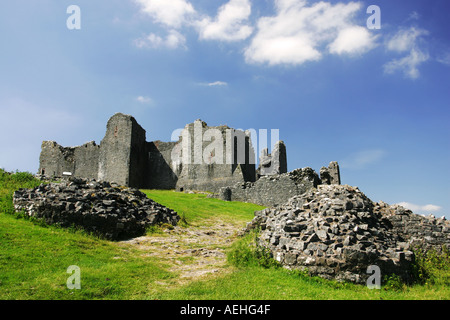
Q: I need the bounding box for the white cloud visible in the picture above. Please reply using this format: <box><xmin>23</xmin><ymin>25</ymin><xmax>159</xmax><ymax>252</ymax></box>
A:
<box><xmin>386</xmin><ymin>27</ymin><xmax>428</xmax><ymax>53</ymax></box>
<box><xmin>436</xmin><ymin>51</ymin><xmax>450</xmax><ymax>66</ymax></box>
<box><xmin>207</xmin><ymin>81</ymin><xmax>228</xmax><ymax>86</ymax></box>
<box><xmin>407</xmin><ymin>11</ymin><xmax>420</xmax><ymax>21</ymax></box>
<box><xmin>197</xmin><ymin>81</ymin><xmax>229</xmax><ymax>87</ymax></box>
<box><xmin>135</xmin><ymin>0</ymin><xmax>254</xmax><ymax>48</ymax></box>
<box><xmin>396</xmin><ymin>202</ymin><xmax>442</xmax><ymax>214</ymax></box>
<box><xmin>134</xmin><ymin>30</ymin><xmax>186</xmax><ymax>49</ymax></box>
<box><xmin>384</xmin><ymin>48</ymin><xmax>429</xmax><ymax>79</ymax></box>
<box><xmin>196</xmin><ymin>0</ymin><xmax>253</xmax><ymax>42</ymax></box>
<box><xmin>135</xmin><ymin>0</ymin><xmax>195</xmax><ymax>28</ymax></box>
<box><xmin>329</xmin><ymin>26</ymin><xmax>378</xmax><ymax>55</ymax></box>
<box><xmin>244</xmin><ymin>0</ymin><xmax>378</xmax><ymax>66</ymax></box>
<box><xmin>135</xmin><ymin>96</ymin><xmax>153</xmax><ymax>104</ymax></box>
<box><xmin>341</xmin><ymin>149</ymin><xmax>386</xmax><ymax>169</ymax></box>
<box><xmin>384</xmin><ymin>27</ymin><xmax>429</xmax><ymax>79</ymax></box>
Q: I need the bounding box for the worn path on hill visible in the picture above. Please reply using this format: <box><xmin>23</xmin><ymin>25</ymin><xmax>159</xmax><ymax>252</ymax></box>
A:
<box><xmin>119</xmin><ymin>218</ymin><xmax>244</xmax><ymax>286</ymax></box>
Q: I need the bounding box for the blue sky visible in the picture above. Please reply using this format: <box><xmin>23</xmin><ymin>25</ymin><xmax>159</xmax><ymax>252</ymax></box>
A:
<box><xmin>0</xmin><ymin>0</ymin><xmax>449</xmax><ymax>217</ymax></box>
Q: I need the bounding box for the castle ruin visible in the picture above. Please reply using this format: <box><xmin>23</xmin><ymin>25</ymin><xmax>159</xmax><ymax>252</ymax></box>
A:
<box><xmin>38</xmin><ymin>113</ymin><xmax>340</xmax><ymax>206</ymax></box>
<box><xmin>35</xmin><ymin>113</ymin><xmax>450</xmax><ymax>284</ymax></box>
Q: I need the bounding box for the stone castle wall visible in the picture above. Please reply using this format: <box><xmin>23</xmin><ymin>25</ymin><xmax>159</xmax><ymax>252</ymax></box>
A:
<box><xmin>257</xmin><ymin>140</ymin><xmax>287</xmax><ymax>177</ymax></box>
<box><xmin>147</xmin><ymin>140</ymin><xmax>178</xmax><ymax>189</ymax></box>
<box><xmin>39</xmin><ymin>141</ymin><xmax>100</xmax><ymax>180</ymax></box>
<box><xmin>215</xmin><ymin>167</ymin><xmax>321</xmax><ymax>207</ymax></box>
<box><xmin>40</xmin><ymin>114</ymin><xmax>149</xmax><ymax>188</ymax></box>
<box><xmin>173</xmin><ymin>120</ymin><xmax>256</xmax><ymax>193</ymax></box>
<box><xmin>97</xmin><ymin>113</ymin><xmax>137</xmax><ymax>187</ymax></box>
<box><xmin>213</xmin><ymin>162</ymin><xmax>341</xmax><ymax>208</ymax></box>
<box><xmin>39</xmin><ymin>113</ymin><xmax>261</xmax><ymax>192</ymax></box>
<box><xmin>39</xmin><ymin>113</ymin><xmax>340</xmax><ymax>206</ymax></box>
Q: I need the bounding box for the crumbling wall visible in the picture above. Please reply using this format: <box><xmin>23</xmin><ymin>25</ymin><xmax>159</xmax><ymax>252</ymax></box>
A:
<box><xmin>215</xmin><ymin>167</ymin><xmax>321</xmax><ymax>207</ymax></box>
<box><xmin>245</xmin><ymin>184</ymin><xmax>450</xmax><ymax>284</ymax></box>
<box><xmin>376</xmin><ymin>202</ymin><xmax>450</xmax><ymax>254</ymax></box>
<box><xmin>38</xmin><ymin>113</ymin><xmax>289</xmax><ymax>193</ymax></box>
<box><xmin>175</xmin><ymin>120</ymin><xmax>256</xmax><ymax>192</ymax></box>
<box><xmin>128</xmin><ymin>117</ymin><xmax>150</xmax><ymax>188</ymax></box>
<box><xmin>39</xmin><ymin>141</ymin><xmax>75</xmax><ymax>177</ymax></box>
<box><xmin>73</xmin><ymin>141</ymin><xmax>100</xmax><ymax>180</ymax></box>
<box><xmin>147</xmin><ymin>141</ymin><xmax>178</xmax><ymax>189</ymax></box>
<box><xmin>320</xmin><ymin>161</ymin><xmax>341</xmax><ymax>185</ymax></box>
<box><xmin>257</xmin><ymin>140</ymin><xmax>287</xmax><ymax>177</ymax></box>
<box><xmin>38</xmin><ymin>141</ymin><xmax>99</xmax><ymax>179</ymax></box>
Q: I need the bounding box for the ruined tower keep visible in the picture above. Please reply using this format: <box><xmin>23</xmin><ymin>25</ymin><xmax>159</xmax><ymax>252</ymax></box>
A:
<box><xmin>39</xmin><ymin>113</ymin><xmax>272</xmax><ymax>191</ymax></box>
<box><xmin>257</xmin><ymin>140</ymin><xmax>288</xmax><ymax>177</ymax></box>
<box><xmin>40</xmin><ymin>113</ymin><xmax>150</xmax><ymax>188</ymax></box>
<box><xmin>172</xmin><ymin>119</ymin><xmax>257</xmax><ymax>192</ymax></box>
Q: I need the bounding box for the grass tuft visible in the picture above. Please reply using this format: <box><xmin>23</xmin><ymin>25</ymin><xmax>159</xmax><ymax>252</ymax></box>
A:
<box><xmin>227</xmin><ymin>229</ymin><xmax>281</xmax><ymax>269</ymax></box>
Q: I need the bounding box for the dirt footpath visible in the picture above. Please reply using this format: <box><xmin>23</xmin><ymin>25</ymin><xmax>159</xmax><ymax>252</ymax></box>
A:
<box><xmin>120</xmin><ymin>218</ymin><xmax>244</xmax><ymax>284</ymax></box>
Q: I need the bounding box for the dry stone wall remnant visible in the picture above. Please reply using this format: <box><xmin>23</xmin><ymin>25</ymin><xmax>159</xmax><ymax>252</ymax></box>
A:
<box><xmin>245</xmin><ymin>184</ymin><xmax>449</xmax><ymax>284</ymax></box>
<box><xmin>13</xmin><ymin>178</ymin><xmax>180</xmax><ymax>240</ymax></box>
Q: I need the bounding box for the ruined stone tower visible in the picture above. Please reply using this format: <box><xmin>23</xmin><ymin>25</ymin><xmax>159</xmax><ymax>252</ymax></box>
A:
<box><xmin>173</xmin><ymin>119</ymin><xmax>256</xmax><ymax>192</ymax></box>
<box><xmin>39</xmin><ymin>113</ymin><xmax>258</xmax><ymax>191</ymax></box>
<box><xmin>257</xmin><ymin>140</ymin><xmax>287</xmax><ymax>177</ymax></box>
<box><xmin>97</xmin><ymin>113</ymin><xmax>149</xmax><ymax>187</ymax></box>
<box><xmin>39</xmin><ymin>113</ymin><xmax>149</xmax><ymax>188</ymax></box>
<box><xmin>319</xmin><ymin>161</ymin><xmax>341</xmax><ymax>185</ymax></box>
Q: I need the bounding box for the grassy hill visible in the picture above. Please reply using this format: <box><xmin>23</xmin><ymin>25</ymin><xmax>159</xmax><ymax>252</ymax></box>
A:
<box><xmin>0</xmin><ymin>169</ymin><xmax>449</xmax><ymax>300</ymax></box>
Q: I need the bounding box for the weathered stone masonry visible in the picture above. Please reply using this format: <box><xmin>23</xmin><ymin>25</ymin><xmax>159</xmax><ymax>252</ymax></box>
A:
<box><xmin>39</xmin><ymin>113</ymin><xmax>343</xmax><ymax>207</ymax></box>
<box><xmin>245</xmin><ymin>184</ymin><xmax>450</xmax><ymax>284</ymax></box>
<box><xmin>39</xmin><ymin>113</ymin><xmax>284</xmax><ymax>193</ymax></box>
<box><xmin>214</xmin><ymin>161</ymin><xmax>341</xmax><ymax>207</ymax></box>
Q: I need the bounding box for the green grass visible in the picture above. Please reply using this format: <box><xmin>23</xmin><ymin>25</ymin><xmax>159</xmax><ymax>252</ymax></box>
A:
<box><xmin>142</xmin><ymin>189</ymin><xmax>264</xmax><ymax>226</ymax></box>
<box><xmin>0</xmin><ymin>170</ymin><xmax>43</xmax><ymax>215</ymax></box>
<box><xmin>156</xmin><ymin>265</ymin><xmax>450</xmax><ymax>300</ymax></box>
<box><xmin>1</xmin><ymin>169</ymin><xmax>449</xmax><ymax>300</ymax></box>
<box><xmin>0</xmin><ymin>212</ymin><xmax>175</xmax><ymax>299</ymax></box>
<box><xmin>156</xmin><ymin>231</ymin><xmax>450</xmax><ymax>300</ymax></box>
<box><xmin>0</xmin><ymin>169</ymin><xmax>173</xmax><ymax>299</ymax></box>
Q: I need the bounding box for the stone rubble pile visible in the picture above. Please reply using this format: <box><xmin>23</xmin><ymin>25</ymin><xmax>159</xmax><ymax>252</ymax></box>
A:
<box><xmin>13</xmin><ymin>178</ymin><xmax>180</xmax><ymax>240</ymax></box>
<box><xmin>375</xmin><ymin>201</ymin><xmax>450</xmax><ymax>254</ymax></box>
<box><xmin>211</xmin><ymin>167</ymin><xmax>321</xmax><ymax>207</ymax></box>
<box><xmin>246</xmin><ymin>184</ymin><xmax>449</xmax><ymax>284</ymax></box>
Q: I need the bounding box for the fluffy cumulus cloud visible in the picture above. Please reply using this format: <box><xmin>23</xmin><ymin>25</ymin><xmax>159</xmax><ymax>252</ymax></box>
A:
<box><xmin>196</xmin><ymin>0</ymin><xmax>253</xmax><ymax>42</ymax></box>
<box><xmin>132</xmin><ymin>0</ymin><xmax>436</xmax><ymax>78</ymax></box>
<box><xmin>134</xmin><ymin>0</ymin><xmax>195</xmax><ymax>28</ymax></box>
<box><xmin>384</xmin><ymin>48</ymin><xmax>429</xmax><ymax>79</ymax></box>
<box><xmin>383</xmin><ymin>27</ymin><xmax>429</xmax><ymax>79</ymax></box>
<box><xmin>244</xmin><ymin>0</ymin><xmax>378</xmax><ymax>65</ymax></box>
<box><xmin>134</xmin><ymin>0</ymin><xmax>254</xmax><ymax>50</ymax></box>
<box><xmin>329</xmin><ymin>26</ymin><xmax>377</xmax><ymax>55</ymax></box>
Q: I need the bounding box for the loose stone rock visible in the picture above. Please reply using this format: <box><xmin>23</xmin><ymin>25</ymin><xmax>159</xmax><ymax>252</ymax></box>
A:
<box><xmin>245</xmin><ymin>184</ymin><xmax>450</xmax><ymax>284</ymax></box>
<box><xmin>13</xmin><ymin>177</ymin><xmax>180</xmax><ymax>240</ymax></box>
